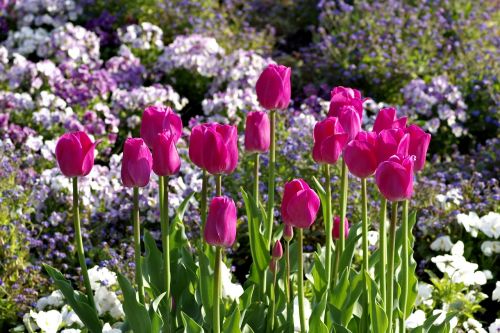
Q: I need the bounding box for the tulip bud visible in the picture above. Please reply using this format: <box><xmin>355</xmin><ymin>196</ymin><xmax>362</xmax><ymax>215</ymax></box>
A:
<box><xmin>244</xmin><ymin>111</ymin><xmax>270</xmax><ymax>153</ymax></box>
<box><xmin>152</xmin><ymin>132</ymin><xmax>181</xmax><ymax>176</ymax></box>
<box><xmin>375</xmin><ymin>155</ymin><xmax>415</xmax><ymax>201</ymax></box>
<box><xmin>204</xmin><ymin>196</ymin><xmax>237</xmax><ymax>247</ymax></box>
<box><xmin>269</xmin><ymin>259</ymin><xmax>277</xmax><ymax>273</ymax></box>
<box><xmin>332</xmin><ymin>216</ymin><xmax>349</xmax><ymax>240</ymax></box>
<box><xmin>372</xmin><ymin>107</ymin><xmax>407</xmax><ymax>133</ymax></box>
<box><xmin>375</xmin><ymin>128</ymin><xmax>410</xmax><ymax>165</ymax></box>
<box><xmin>281</xmin><ymin>179</ymin><xmax>320</xmax><ymax>229</ymax></box>
<box><xmin>406</xmin><ymin>124</ymin><xmax>431</xmax><ymax>172</ymax></box>
<box><xmin>344</xmin><ymin>131</ymin><xmax>378</xmax><ymax>178</ymax></box>
<box><xmin>312</xmin><ymin>117</ymin><xmax>349</xmax><ymax>164</ymax></box>
<box><xmin>283</xmin><ymin>225</ymin><xmax>294</xmax><ymax>242</ymax></box>
<box><xmin>121</xmin><ymin>138</ymin><xmax>153</xmax><ymax>188</ymax></box>
<box><xmin>140</xmin><ymin>105</ymin><xmax>182</xmax><ymax>148</ymax></box>
<box><xmin>328</xmin><ymin>86</ymin><xmax>363</xmax><ymax>119</ymax></box>
<box><xmin>255</xmin><ymin>64</ymin><xmax>292</xmax><ymax>110</ymax></box>
<box><xmin>272</xmin><ymin>240</ymin><xmax>283</xmax><ymax>259</ymax></box>
<box><xmin>55</xmin><ymin>131</ymin><xmax>101</xmax><ymax>177</ymax></box>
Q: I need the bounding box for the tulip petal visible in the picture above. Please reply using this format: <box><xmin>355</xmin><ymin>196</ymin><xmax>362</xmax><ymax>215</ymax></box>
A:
<box><xmin>286</xmin><ymin>189</ymin><xmax>320</xmax><ymax>228</ymax></box>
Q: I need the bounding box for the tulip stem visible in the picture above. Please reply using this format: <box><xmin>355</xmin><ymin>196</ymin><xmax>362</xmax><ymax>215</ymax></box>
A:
<box><xmin>266</xmin><ymin>267</ymin><xmax>277</xmax><ymax>333</ymax></box>
<box><xmin>285</xmin><ymin>240</ymin><xmax>294</xmax><ymax>332</ymax></box>
<box><xmin>297</xmin><ymin>228</ymin><xmax>306</xmax><ymax>333</ymax></box>
<box><xmin>339</xmin><ymin>159</ymin><xmax>348</xmax><ymax>255</ymax></box>
<box><xmin>361</xmin><ymin>178</ymin><xmax>370</xmax><ymax>331</ymax></box>
<box><xmin>400</xmin><ymin>199</ymin><xmax>409</xmax><ymax>332</ymax></box>
<box><xmin>265</xmin><ymin>109</ymin><xmax>276</xmax><ymax>248</ymax></box>
<box><xmin>201</xmin><ymin>170</ymin><xmax>208</xmax><ymax>236</ymax></box>
<box><xmin>133</xmin><ymin>187</ymin><xmax>145</xmax><ymax>304</ymax></box>
<box><xmin>72</xmin><ymin>177</ymin><xmax>95</xmax><ymax>310</ymax></box>
<box><xmin>254</xmin><ymin>153</ymin><xmax>260</xmax><ymax>203</ymax></box>
<box><xmin>323</xmin><ymin>164</ymin><xmax>333</xmax><ymax>322</ymax></box>
<box><xmin>379</xmin><ymin>196</ymin><xmax>387</xmax><ymax>308</ymax></box>
<box><xmin>213</xmin><ymin>246</ymin><xmax>222</xmax><ymax>333</ymax></box>
<box><xmin>161</xmin><ymin>176</ymin><xmax>172</xmax><ymax>331</ymax></box>
<box><xmin>387</xmin><ymin>202</ymin><xmax>398</xmax><ymax>333</ymax></box>
<box><xmin>216</xmin><ymin>174</ymin><xmax>222</xmax><ymax>197</ymax></box>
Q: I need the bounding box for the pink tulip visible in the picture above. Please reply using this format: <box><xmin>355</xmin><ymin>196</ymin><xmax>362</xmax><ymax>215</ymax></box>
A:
<box><xmin>152</xmin><ymin>132</ymin><xmax>181</xmax><ymax>176</ymax></box>
<box><xmin>337</xmin><ymin>105</ymin><xmax>362</xmax><ymax>141</ymax></box>
<box><xmin>281</xmin><ymin>179</ymin><xmax>320</xmax><ymax>229</ymax></box>
<box><xmin>55</xmin><ymin>131</ymin><xmax>101</xmax><ymax>177</ymax></box>
<box><xmin>312</xmin><ymin>117</ymin><xmax>349</xmax><ymax>164</ymax></box>
<box><xmin>121</xmin><ymin>138</ymin><xmax>153</xmax><ymax>188</ymax></box>
<box><xmin>255</xmin><ymin>64</ymin><xmax>292</xmax><ymax>110</ymax></box>
<box><xmin>283</xmin><ymin>224</ymin><xmax>294</xmax><ymax>242</ymax></box>
<box><xmin>272</xmin><ymin>240</ymin><xmax>283</xmax><ymax>259</ymax></box>
<box><xmin>328</xmin><ymin>86</ymin><xmax>363</xmax><ymax>119</ymax></box>
<box><xmin>269</xmin><ymin>259</ymin><xmax>277</xmax><ymax>273</ymax></box>
<box><xmin>332</xmin><ymin>216</ymin><xmax>349</xmax><ymax>240</ymax></box>
<box><xmin>204</xmin><ymin>196</ymin><xmax>237</xmax><ymax>247</ymax></box>
<box><xmin>372</xmin><ymin>107</ymin><xmax>407</xmax><ymax>134</ymax></box>
<box><xmin>406</xmin><ymin>124</ymin><xmax>431</xmax><ymax>172</ymax></box>
<box><xmin>344</xmin><ymin>131</ymin><xmax>378</xmax><ymax>178</ymax></box>
<box><xmin>375</xmin><ymin>128</ymin><xmax>410</xmax><ymax>165</ymax></box>
<box><xmin>140</xmin><ymin>105</ymin><xmax>182</xmax><ymax>148</ymax></box>
<box><xmin>244</xmin><ymin>111</ymin><xmax>270</xmax><ymax>153</ymax></box>
<box><xmin>375</xmin><ymin>155</ymin><xmax>415</xmax><ymax>201</ymax></box>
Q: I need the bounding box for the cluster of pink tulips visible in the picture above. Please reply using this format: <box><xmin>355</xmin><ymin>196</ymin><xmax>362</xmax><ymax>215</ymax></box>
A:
<box><xmin>52</xmin><ymin>62</ymin><xmax>430</xmax><ymax>333</ymax></box>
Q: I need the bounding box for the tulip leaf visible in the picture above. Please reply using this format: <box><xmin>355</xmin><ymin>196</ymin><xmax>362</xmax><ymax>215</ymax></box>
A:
<box><xmin>365</xmin><ymin>271</ymin><xmax>388</xmax><ymax>333</ymax></box>
<box><xmin>181</xmin><ymin>311</ymin><xmax>203</xmax><ymax>333</ymax></box>
<box><xmin>170</xmin><ymin>192</ymin><xmax>195</xmax><ymax>251</ymax></box>
<box><xmin>310</xmin><ymin>251</ymin><xmax>327</xmax><ymax>299</ymax></box>
<box><xmin>309</xmin><ymin>293</ymin><xmax>328</xmax><ymax>333</ymax></box>
<box><xmin>117</xmin><ymin>272</ymin><xmax>152</xmax><ymax>333</ymax></box>
<box><xmin>340</xmin><ymin>271</ymin><xmax>363</xmax><ymax>326</ymax></box>
<box><xmin>242</xmin><ymin>324</ymin><xmax>255</xmax><ymax>333</ymax></box>
<box><xmin>331</xmin><ymin>268</ymin><xmax>350</xmax><ymax>310</ymax></box>
<box><xmin>223</xmin><ymin>303</ymin><xmax>242</xmax><ymax>333</ymax></box>
<box><xmin>332</xmin><ymin>323</ymin><xmax>352</xmax><ymax>333</ymax></box>
<box><xmin>198</xmin><ymin>247</ymin><xmax>214</xmax><ymax>315</ymax></box>
<box><xmin>43</xmin><ymin>264</ymin><xmax>103</xmax><ymax>333</ymax></box>
<box><xmin>338</xmin><ymin>222</ymin><xmax>362</xmax><ymax>271</ymax></box>
<box><xmin>143</xmin><ymin>230</ymin><xmax>164</xmax><ymax>296</ymax></box>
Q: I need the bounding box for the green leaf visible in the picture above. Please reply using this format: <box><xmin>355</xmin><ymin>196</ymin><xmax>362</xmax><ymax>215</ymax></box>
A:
<box><xmin>366</xmin><ymin>272</ymin><xmax>388</xmax><ymax>333</ymax></box>
<box><xmin>43</xmin><ymin>265</ymin><xmax>102</xmax><ymax>333</ymax></box>
<box><xmin>198</xmin><ymin>247</ymin><xmax>214</xmax><ymax>315</ymax></box>
<box><xmin>117</xmin><ymin>272</ymin><xmax>152</xmax><ymax>333</ymax></box>
<box><xmin>331</xmin><ymin>268</ymin><xmax>350</xmax><ymax>310</ymax></box>
<box><xmin>309</xmin><ymin>293</ymin><xmax>328</xmax><ymax>333</ymax></box>
<box><xmin>338</xmin><ymin>223</ymin><xmax>362</xmax><ymax>270</ymax></box>
<box><xmin>310</xmin><ymin>251</ymin><xmax>327</xmax><ymax>299</ymax></box>
<box><xmin>170</xmin><ymin>192</ymin><xmax>195</xmax><ymax>251</ymax></box>
<box><xmin>333</xmin><ymin>322</ymin><xmax>352</xmax><ymax>333</ymax></box>
<box><xmin>223</xmin><ymin>304</ymin><xmax>242</xmax><ymax>333</ymax></box>
<box><xmin>181</xmin><ymin>311</ymin><xmax>203</xmax><ymax>333</ymax></box>
<box><xmin>241</xmin><ymin>324</ymin><xmax>255</xmax><ymax>333</ymax></box>
<box><xmin>143</xmin><ymin>230</ymin><xmax>164</xmax><ymax>296</ymax></box>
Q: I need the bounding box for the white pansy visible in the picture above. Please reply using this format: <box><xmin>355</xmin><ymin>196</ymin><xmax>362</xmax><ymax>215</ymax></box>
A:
<box><xmin>367</xmin><ymin>231</ymin><xmax>379</xmax><ymax>246</ymax></box>
<box><xmin>221</xmin><ymin>263</ymin><xmax>244</xmax><ymax>301</ymax></box>
<box><xmin>61</xmin><ymin>305</ymin><xmax>83</xmax><ymax>327</ymax></box>
<box><xmin>463</xmin><ymin>317</ymin><xmax>487</xmax><ymax>333</ymax></box>
<box><xmin>489</xmin><ymin>319</ymin><xmax>500</xmax><ymax>333</ymax></box>
<box><xmin>416</xmin><ymin>282</ymin><xmax>433</xmax><ymax>306</ymax></box>
<box><xmin>61</xmin><ymin>329</ymin><xmax>81</xmax><ymax>333</ymax></box>
<box><xmin>31</xmin><ymin>309</ymin><xmax>62</xmax><ymax>333</ymax></box>
<box><xmin>479</xmin><ymin>212</ymin><xmax>500</xmax><ymax>239</ymax></box>
<box><xmin>457</xmin><ymin>212</ymin><xmax>480</xmax><ymax>237</ymax></box>
<box><xmin>36</xmin><ymin>290</ymin><xmax>64</xmax><ymax>310</ymax></box>
<box><xmin>492</xmin><ymin>281</ymin><xmax>500</xmax><ymax>302</ymax></box>
<box><xmin>94</xmin><ymin>286</ymin><xmax>124</xmax><ymax>319</ymax></box>
<box><xmin>103</xmin><ymin>323</ymin><xmax>122</xmax><ymax>333</ymax></box>
<box><xmin>451</xmin><ymin>241</ymin><xmax>464</xmax><ymax>256</ymax></box>
<box><xmin>481</xmin><ymin>241</ymin><xmax>500</xmax><ymax>257</ymax></box>
<box><xmin>430</xmin><ymin>236</ymin><xmax>453</xmax><ymax>252</ymax></box>
<box><xmin>88</xmin><ymin>266</ymin><xmax>118</xmax><ymax>290</ymax></box>
<box><xmin>25</xmin><ymin>135</ymin><xmax>44</xmax><ymax>151</ymax></box>
<box><xmin>293</xmin><ymin>296</ymin><xmax>311</xmax><ymax>332</ymax></box>
<box><xmin>406</xmin><ymin>310</ymin><xmax>426</xmax><ymax>329</ymax></box>
<box><xmin>432</xmin><ymin>309</ymin><xmax>458</xmax><ymax>330</ymax></box>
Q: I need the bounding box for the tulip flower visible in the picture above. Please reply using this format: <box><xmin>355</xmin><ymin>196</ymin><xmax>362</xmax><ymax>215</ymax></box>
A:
<box><xmin>375</xmin><ymin>155</ymin><xmax>415</xmax><ymax>201</ymax></box>
<box><xmin>375</xmin><ymin>128</ymin><xmax>410</xmax><ymax>165</ymax></box>
<box><xmin>204</xmin><ymin>196</ymin><xmax>237</xmax><ymax>247</ymax></box>
<box><xmin>337</xmin><ymin>105</ymin><xmax>362</xmax><ymax>141</ymax></box>
<box><xmin>140</xmin><ymin>105</ymin><xmax>182</xmax><ymax>148</ymax></box>
<box><xmin>332</xmin><ymin>216</ymin><xmax>350</xmax><ymax>240</ymax></box>
<box><xmin>272</xmin><ymin>240</ymin><xmax>283</xmax><ymax>259</ymax></box>
<box><xmin>281</xmin><ymin>179</ymin><xmax>321</xmax><ymax>229</ymax></box>
<box><xmin>244</xmin><ymin>111</ymin><xmax>270</xmax><ymax>153</ymax></box>
<box><xmin>121</xmin><ymin>138</ymin><xmax>153</xmax><ymax>188</ymax></box>
<box><xmin>255</xmin><ymin>64</ymin><xmax>291</xmax><ymax>110</ymax></box>
<box><xmin>152</xmin><ymin>132</ymin><xmax>181</xmax><ymax>176</ymax></box>
<box><xmin>55</xmin><ymin>131</ymin><xmax>101</xmax><ymax>177</ymax></box>
<box><xmin>373</xmin><ymin>107</ymin><xmax>407</xmax><ymax>133</ymax></box>
<box><xmin>344</xmin><ymin>131</ymin><xmax>378</xmax><ymax>178</ymax></box>
<box><xmin>283</xmin><ymin>225</ymin><xmax>293</xmax><ymax>242</ymax></box>
<box><xmin>406</xmin><ymin>124</ymin><xmax>431</xmax><ymax>171</ymax></box>
<box><xmin>328</xmin><ymin>86</ymin><xmax>364</xmax><ymax>118</ymax></box>
<box><xmin>312</xmin><ymin>117</ymin><xmax>349</xmax><ymax>164</ymax></box>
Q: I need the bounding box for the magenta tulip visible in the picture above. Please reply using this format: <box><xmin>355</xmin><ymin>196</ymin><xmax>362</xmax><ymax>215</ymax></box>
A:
<box><xmin>272</xmin><ymin>240</ymin><xmax>283</xmax><ymax>259</ymax></box>
<box><xmin>372</xmin><ymin>107</ymin><xmax>407</xmax><ymax>134</ymax></box>
<box><xmin>140</xmin><ymin>105</ymin><xmax>182</xmax><ymax>148</ymax></box>
<box><xmin>375</xmin><ymin>155</ymin><xmax>415</xmax><ymax>201</ymax></box>
<box><xmin>255</xmin><ymin>64</ymin><xmax>291</xmax><ymax>110</ymax></box>
<box><xmin>328</xmin><ymin>86</ymin><xmax>363</xmax><ymax>119</ymax></box>
<box><xmin>337</xmin><ymin>105</ymin><xmax>362</xmax><ymax>141</ymax></box>
<box><xmin>121</xmin><ymin>138</ymin><xmax>153</xmax><ymax>188</ymax></box>
<box><xmin>406</xmin><ymin>124</ymin><xmax>431</xmax><ymax>172</ymax></box>
<box><xmin>244</xmin><ymin>111</ymin><xmax>270</xmax><ymax>153</ymax></box>
<box><xmin>375</xmin><ymin>128</ymin><xmax>410</xmax><ymax>165</ymax></box>
<box><xmin>281</xmin><ymin>179</ymin><xmax>320</xmax><ymax>229</ymax></box>
<box><xmin>312</xmin><ymin>117</ymin><xmax>349</xmax><ymax>164</ymax></box>
<box><xmin>332</xmin><ymin>216</ymin><xmax>349</xmax><ymax>240</ymax></box>
<box><xmin>204</xmin><ymin>196</ymin><xmax>237</xmax><ymax>247</ymax></box>
<box><xmin>152</xmin><ymin>132</ymin><xmax>181</xmax><ymax>176</ymax></box>
<box><xmin>344</xmin><ymin>131</ymin><xmax>378</xmax><ymax>178</ymax></box>
<box><xmin>283</xmin><ymin>224</ymin><xmax>294</xmax><ymax>242</ymax></box>
<box><xmin>55</xmin><ymin>131</ymin><xmax>101</xmax><ymax>177</ymax></box>
<box><xmin>188</xmin><ymin>123</ymin><xmax>214</xmax><ymax>169</ymax></box>
<box><xmin>269</xmin><ymin>259</ymin><xmax>277</xmax><ymax>273</ymax></box>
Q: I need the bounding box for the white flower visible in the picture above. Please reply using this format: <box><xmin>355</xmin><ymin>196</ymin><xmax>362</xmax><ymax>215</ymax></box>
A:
<box><xmin>463</xmin><ymin>318</ymin><xmax>486</xmax><ymax>333</ymax></box>
<box><xmin>406</xmin><ymin>310</ymin><xmax>426</xmax><ymax>329</ymax></box>
<box><xmin>88</xmin><ymin>266</ymin><xmax>118</xmax><ymax>290</ymax></box>
<box><xmin>416</xmin><ymin>282</ymin><xmax>433</xmax><ymax>306</ymax></box>
<box><xmin>61</xmin><ymin>305</ymin><xmax>83</xmax><ymax>327</ymax></box>
<box><xmin>457</xmin><ymin>212</ymin><xmax>480</xmax><ymax>237</ymax></box>
<box><xmin>430</xmin><ymin>236</ymin><xmax>453</xmax><ymax>252</ymax></box>
<box><xmin>103</xmin><ymin>323</ymin><xmax>122</xmax><ymax>333</ymax></box>
<box><xmin>432</xmin><ymin>309</ymin><xmax>458</xmax><ymax>331</ymax></box>
<box><xmin>61</xmin><ymin>329</ymin><xmax>81</xmax><ymax>333</ymax></box>
<box><xmin>367</xmin><ymin>231</ymin><xmax>379</xmax><ymax>246</ymax></box>
<box><xmin>31</xmin><ymin>310</ymin><xmax>62</xmax><ymax>333</ymax></box>
<box><xmin>36</xmin><ymin>290</ymin><xmax>64</xmax><ymax>310</ymax></box>
<box><xmin>481</xmin><ymin>241</ymin><xmax>500</xmax><ymax>257</ymax></box>
<box><xmin>293</xmin><ymin>296</ymin><xmax>311</xmax><ymax>332</ymax></box>
<box><xmin>26</xmin><ymin>135</ymin><xmax>44</xmax><ymax>151</ymax></box>
<box><xmin>94</xmin><ymin>286</ymin><xmax>124</xmax><ymax>319</ymax></box>
<box><xmin>479</xmin><ymin>212</ymin><xmax>500</xmax><ymax>239</ymax></box>
<box><xmin>489</xmin><ymin>319</ymin><xmax>500</xmax><ymax>333</ymax></box>
<box><xmin>492</xmin><ymin>281</ymin><xmax>500</xmax><ymax>302</ymax></box>
<box><xmin>451</xmin><ymin>241</ymin><xmax>464</xmax><ymax>256</ymax></box>
<box><xmin>221</xmin><ymin>263</ymin><xmax>244</xmax><ymax>301</ymax></box>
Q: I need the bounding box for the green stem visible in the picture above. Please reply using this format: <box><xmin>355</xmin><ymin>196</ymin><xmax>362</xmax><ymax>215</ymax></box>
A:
<box><xmin>265</xmin><ymin>109</ymin><xmax>276</xmax><ymax>248</ymax></box>
<box><xmin>387</xmin><ymin>202</ymin><xmax>398</xmax><ymax>333</ymax></box>
<box><xmin>361</xmin><ymin>178</ymin><xmax>370</xmax><ymax>331</ymax></box>
<box><xmin>332</xmin><ymin>239</ymin><xmax>340</xmax><ymax>284</ymax></box>
<box><xmin>162</xmin><ymin>176</ymin><xmax>172</xmax><ymax>331</ymax></box>
<box><xmin>72</xmin><ymin>177</ymin><xmax>95</xmax><ymax>310</ymax></box>
<box><xmin>297</xmin><ymin>229</ymin><xmax>306</xmax><ymax>333</ymax></box>
<box><xmin>379</xmin><ymin>196</ymin><xmax>387</xmax><ymax>307</ymax></box>
<box><xmin>216</xmin><ymin>174</ymin><xmax>222</xmax><ymax>197</ymax></box>
<box><xmin>323</xmin><ymin>164</ymin><xmax>333</xmax><ymax>321</ymax></box>
<box><xmin>266</xmin><ymin>268</ymin><xmax>278</xmax><ymax>333</ymax></box>
<box><xmin>133</xmin><ymin>187</ymin><xmax>144</xmax><ymax>304</ymax></box>
<box><xmin>339</xmin><ymin>159</ymin><xmax>348</xmax><ymax>255</ymax></box>
<box><xmin>254</xmin><ymin>153</ymin><xmax>260</xmax><ymax>203</ymax></box>
<box><xmin>201</xmin><ymin>170</ymin><xmax>208</xmax><ymax>236</ymax></box>
<box><xmin>213</xmin><ymin>246</ymin><xmax>222</xmax><ymax>333</ymax></box>
<box><xmin>285</xmin><ymin>241</ymin><xmax>291</xmax><ymax>303</ymax></box>
<box><xmin>400</xmin><ymin>200</ymin><xmax>409</xmax><ymax>332</ymax></box>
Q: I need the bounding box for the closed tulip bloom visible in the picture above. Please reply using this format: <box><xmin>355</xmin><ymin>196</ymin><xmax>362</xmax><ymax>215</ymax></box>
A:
<box><xmin>281</xmin><ymin>179</ymin><xmax>320</xmax><ymax>229</ymax></box>
<box><xmin>272</xmin><ymin>240</ymin><xmax>283</xmax><ymax>259</ymax></box>
<box><xmin>344</xmin><ymin>131</ymin><xmax>378</xmax><ymax>178</ymax></box>
<box><xmin>152</xmin><ymin>132</ymin><xmax>181</xmax><ymax>176</ymax></box>
<box><xmin>204</xmin><ymin>196</ymin><xmax>237</xmax><ymax>247</ymax></box>
<box><xmin>140</xmin><ymin>105</ymin><xmax>182</xmax><ymax>148</ymax></box>
<box><xmin>375</xmin><ymin>128</ymin><xmax>410</xmax><ymax>165</ymax></box>
<box><xmin>312</xmin><ymin>117</ymin><xmax>349</xmax><ymax>164</ymax></box>
<box><xmin>406</xmin><ymin>124</ymin><xmax>431</xmax><ymax>172</ymax></box>
<box><xmin>55</xmin><ymin>131</ymin><xmax>101</xmax><ymax>177</ymax></box>
<box><xmin>255</xmin><ymin>64</ymin><xmax>291</xmax><ymax>110</ymax></box>
<box><xmin>332</xmin><ymin>216</ymin><xmax>349</xmax><ymax>240</ymax></box>
<box><xmin>189</xmin><ymin>123</ymin><xmax>214</xmax><ymax>169</ymax></box>
<box><xmin>269</xmin><ymin>259</ymin><xmax>277</xmax><ymax>273</ymax></box>
<box><xmin>328</xmin><ymin>86</ymin><xmax>363</xmax><ymax>118</ymax></box>
<box><xmin>372</xmin><ymin>107</ymin><xmax>407</xmax><ymax>134</ymax></box>
<box><xmin>244</xmin><ymin>111</ymin><xmax>270</xmax><ymax>153</ymax></box>
<box><xmin>121</xmin><ymin>138</ymin><xmax>153</xmax><ymax>188</ymax></box>
<box><xmin>337</xmin><ymin>105</ymin><xmax>362</xmax><ymax>141</ymax></box>
<box><xmin>375</xmin><ymin>155</ymin><xmax>415</xmax><ymax>201</ymax></box>
<box><xmin>283</xmin><ymin>224</ymin><xmax>294</xmax><ymax>242</ymax></box>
